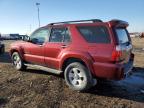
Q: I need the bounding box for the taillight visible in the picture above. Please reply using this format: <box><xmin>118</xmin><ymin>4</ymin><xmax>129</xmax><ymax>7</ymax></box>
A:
<box><xmin>111</xmin><ymin>45</ymin><xmax>122</xmax><ymax>62</ymax></box>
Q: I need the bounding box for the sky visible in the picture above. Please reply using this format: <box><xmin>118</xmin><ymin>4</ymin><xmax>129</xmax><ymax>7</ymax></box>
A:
<box><xmin>0</xmin><ymin>0</ymin><xmax>144</xmax><ymax>35</ymax></box>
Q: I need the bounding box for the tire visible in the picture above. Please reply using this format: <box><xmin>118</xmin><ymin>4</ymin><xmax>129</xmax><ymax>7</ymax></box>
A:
<box><xmin>64</xmin><ymin>62</ymin><xmax>96</xmax><ymax>91</ymax></box>
<box><xmin>11</xmin><ymin>52</ymin><xmax>26</xmax><ymax>71</ymax></box>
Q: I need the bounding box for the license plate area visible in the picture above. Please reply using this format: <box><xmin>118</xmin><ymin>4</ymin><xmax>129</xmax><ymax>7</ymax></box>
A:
<box><xmin>124</xmin><ymin>60</ymin><xmax>133</xmax><ymax>77</ymax></box>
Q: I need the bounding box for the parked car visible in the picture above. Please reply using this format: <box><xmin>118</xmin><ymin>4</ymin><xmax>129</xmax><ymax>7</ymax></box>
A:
<box><xmin>140</xmin><ymin>32</ymin><xmax>144</xmax><ymax>38</ymax></box>
<box><xmin>0</xmin><ymin>40</ymin><xmax>5</xmax><ymax>54</ymax></box>
<box><xmin>9</xmin><ymin>19</ymin><xmax>134</xmax><ymax>91</ymax></box>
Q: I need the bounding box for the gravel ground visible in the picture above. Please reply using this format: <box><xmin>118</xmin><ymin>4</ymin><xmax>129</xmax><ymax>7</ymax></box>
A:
<box><xmin>0</xmin><ymin>39</ymin><xmax>144</xmax><ymax>108</ymax></box>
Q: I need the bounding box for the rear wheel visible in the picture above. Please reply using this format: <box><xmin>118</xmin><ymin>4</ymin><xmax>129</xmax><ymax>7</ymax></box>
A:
<box><xmin>12</xmin><ymin>52</ymin><xmax>26</xmax><ymax>71</ymax></box>
<box><xmin>64</xmin><ymin>62</ymin><xmax>97</xmax><ymax>91</ymax></box>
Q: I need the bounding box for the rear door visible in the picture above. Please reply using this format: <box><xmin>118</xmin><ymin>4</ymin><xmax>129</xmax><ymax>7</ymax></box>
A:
<box><xmin>115</xmin><ymin>28</ymin><xmax>132</xmax><ymax>63</ymax></box>
<box><xmin>44</xmin><ymin>27</ymin><xmax>71</xmax><ymax>69</ymax></box>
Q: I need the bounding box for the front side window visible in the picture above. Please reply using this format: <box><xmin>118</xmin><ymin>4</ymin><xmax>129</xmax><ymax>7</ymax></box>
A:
<box><xmin>115</xmin><ymin>28</ymin><xmax>129</xmax><ymax>44</ymax></box>
<box><xmin>30</xmin><ymin>28</ymin><xmax>49</xmax><ymax>45</ymax></box>
<box><xmin>49</xmin><ymin>28</ymin><xmax>71</xmax><ymax>42</ymax></box>
<box><xmin>77</xmin><ymin>26</ymin><xmax>111</xmax><ymax>43</ymax></box>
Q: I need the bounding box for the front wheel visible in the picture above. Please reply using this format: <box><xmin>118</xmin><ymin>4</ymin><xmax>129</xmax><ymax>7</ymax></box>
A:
<box><xmin>64</xmin><ymin>62</ymin><xmax>96</xmax><ymax>91</ymax></box>
<box><xmin>12</xmin><ymin>52</ymin><xmax>26</xmax><ymax>71</ymax></box>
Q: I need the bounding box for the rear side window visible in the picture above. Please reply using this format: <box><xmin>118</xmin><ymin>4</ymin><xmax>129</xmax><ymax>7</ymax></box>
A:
<box><xmin>49</xmin><ymin>28</ymin><xmax>71</xmax><ymax>42</ymax></box>
<box><xmin>77</xmin><ymin>26</ymin><xmax>111</xmax><ymax>43</ymax></box>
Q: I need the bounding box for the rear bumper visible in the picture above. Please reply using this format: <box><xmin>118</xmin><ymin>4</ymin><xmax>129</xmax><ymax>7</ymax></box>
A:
<box><xmin>92</xmin><ymin>59</ymin><xmax>134</xmax><ymax>80</ymax></box>
<box><xmin>123</xmin><ymin>60</ymin><xmax>133</xmax><ymax>78</ymax></box>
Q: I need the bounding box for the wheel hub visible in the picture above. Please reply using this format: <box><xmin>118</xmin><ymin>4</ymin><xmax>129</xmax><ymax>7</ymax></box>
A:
<box><xmin>13</xmin><ymin>54</ymin><xmax>21</xmax><ymax>69</ymax></box>
<box><xmin>68</xmin><ymin>68</ymin><xmax>86</xmax><ymax>86</ymax></box>
<box><xmin>74</xmin><ymin>73</ymin><xmax>79</xmax><ymax>80</ymax></box>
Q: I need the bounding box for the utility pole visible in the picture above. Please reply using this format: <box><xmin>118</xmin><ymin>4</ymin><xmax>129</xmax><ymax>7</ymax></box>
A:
<box><xmin>36</xmin><ymin>3</ymin><xmax>40</xmax><ymax>27</ymax></box>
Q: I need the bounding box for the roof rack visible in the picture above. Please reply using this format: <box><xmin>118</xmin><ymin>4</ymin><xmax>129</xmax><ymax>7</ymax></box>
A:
<box><xmin>49</xmin><ymin>19</ymin><xmax>103</xmax><ymax>25</ymax></box>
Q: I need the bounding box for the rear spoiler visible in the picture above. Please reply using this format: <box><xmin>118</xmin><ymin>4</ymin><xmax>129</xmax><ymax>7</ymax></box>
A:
<box><xmin>109</xmin><ymin>19</ymin><xmax>129</xmax><ymax>28</ymax></box>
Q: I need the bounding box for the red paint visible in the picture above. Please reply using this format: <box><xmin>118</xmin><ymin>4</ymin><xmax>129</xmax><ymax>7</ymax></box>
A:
<box><xmin>10</xmin><ymin>19</ymin><xmax>134</xmax><ymax>80</ymax></box>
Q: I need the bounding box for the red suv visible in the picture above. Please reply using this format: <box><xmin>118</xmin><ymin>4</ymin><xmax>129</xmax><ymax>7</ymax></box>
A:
<box><xmin>10</xmin><ymin>19</ymin><xmax>134</xmax><ymax>91</ymax></box>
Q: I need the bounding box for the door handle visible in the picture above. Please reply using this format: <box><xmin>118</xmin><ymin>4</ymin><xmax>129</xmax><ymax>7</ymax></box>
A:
<box><xmin>39</xmin><ymin>45</ymin><xmax>43</xmax><ymax>47</ymax></box>
<box><xmin>38</xmin><ymin>43</ymin><xmax>46</xmax><ymax>47</ymax></box>
<box><xmin>61</xmin><ymin>44</ymin><xmax>67</xmax><ymax>48</ymax></box>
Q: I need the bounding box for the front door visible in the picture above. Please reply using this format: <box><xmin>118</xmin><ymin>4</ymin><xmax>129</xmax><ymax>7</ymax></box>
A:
<box><xmin>25</xmin><ymin>28</ymin><xmax>49</xmax><ymax>65</ymax></box>
<box><xmin>44</xmin><ymin>27</ymin><xmax>71</xmax><ymax>69</ymax></box>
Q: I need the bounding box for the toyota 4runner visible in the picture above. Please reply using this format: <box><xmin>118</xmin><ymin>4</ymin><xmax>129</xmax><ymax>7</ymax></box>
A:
<box><xmin>10</xmin><ymin>19</ymin><xmax>134</xmax><ymax>91</ymax></box>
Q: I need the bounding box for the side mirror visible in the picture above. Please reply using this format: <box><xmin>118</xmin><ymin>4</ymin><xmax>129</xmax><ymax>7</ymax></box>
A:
<box><xmin>31</xmin><ymin>38</ymin><xmax>38</xmax><ymax>44</ymax></box>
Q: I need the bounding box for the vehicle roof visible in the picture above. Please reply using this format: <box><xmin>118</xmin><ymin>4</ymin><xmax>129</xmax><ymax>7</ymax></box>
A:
<box><xmin>42</xmin><ymin>19</ymin><xmax>129</xmax><ymax>28</ymax></box>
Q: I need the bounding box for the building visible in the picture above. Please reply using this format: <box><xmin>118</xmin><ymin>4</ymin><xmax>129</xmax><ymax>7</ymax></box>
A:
<box><xmin>129</xmin><ymin>32</ymin><xmax>141</xmax><ymax>37</ymax></box>
<box><xmin>1</xmin><ymin>34</ymin><xmax>20</xmax><ymax>40</ymax></box>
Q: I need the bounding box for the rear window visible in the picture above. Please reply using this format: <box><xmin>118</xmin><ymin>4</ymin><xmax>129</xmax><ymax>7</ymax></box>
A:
<box><xmin>115</xmin><ymin>28</ymin><xmax>129</xmax><ymax>44</ymax></box>
<box><xmin>77</xmin><ymin>26</ymin><xmax>111</xmax><ymax>43</ymax></box>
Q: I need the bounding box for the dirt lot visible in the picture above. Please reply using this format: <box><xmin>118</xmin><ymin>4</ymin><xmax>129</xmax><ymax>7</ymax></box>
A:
<box><xmin>0</xmin><ymin>38</ymin><xmax>144</xmax><ymax>108</ymax></box>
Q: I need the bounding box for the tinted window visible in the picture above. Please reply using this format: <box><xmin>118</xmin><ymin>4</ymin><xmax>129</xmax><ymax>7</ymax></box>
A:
<box><xmin>49</xmin><ymin>28</ymin><xmax>71</xmax><ymax>42</ymax></box>
<box><xmin>64</xmin><ymin>29</ymin><xmax>71</xmax><ymax>42</ymax></box>
<box><xmin>116</xmin><ymin>28</ymin><xmax>129</xmax><ymax>44</ymax></box>
<box><xmin>30</xmin><ymin>28</ymin><xmax>49</xmax><ymax>44</ymax></box>
<box><xmin>77</xmin><ymin>26</ymin><xmax>110</xmax><ymax>43</ymax></box>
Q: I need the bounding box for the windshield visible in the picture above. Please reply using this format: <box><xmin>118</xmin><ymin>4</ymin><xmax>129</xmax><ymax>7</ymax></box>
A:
<box><xmin>116</xmin><ymin>28</ymin><xmax>129</xmax><ymax>44</ymax></box>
